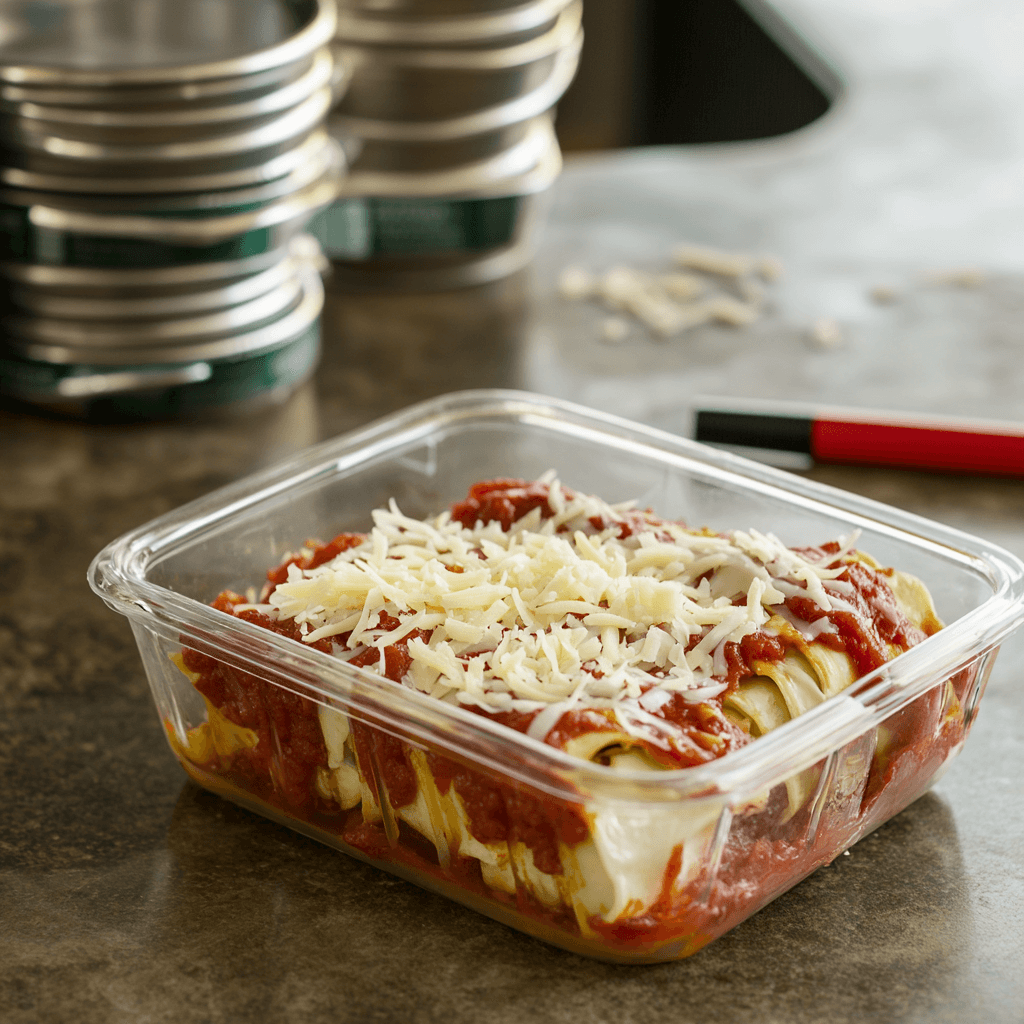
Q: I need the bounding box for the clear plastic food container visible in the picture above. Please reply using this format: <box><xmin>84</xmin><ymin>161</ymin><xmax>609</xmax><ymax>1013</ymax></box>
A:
<box><xmin>89</xmin><ymin>390</ymin><xmax>1024</xmax><ymax>963</ymax></box>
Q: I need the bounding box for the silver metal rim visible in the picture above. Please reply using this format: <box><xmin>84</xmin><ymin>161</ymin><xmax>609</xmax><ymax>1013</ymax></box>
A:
<box><xmin>0</xmin><ymin>137</ymin><xmax>343</xmax><ymax>215</ymax></box>
<box><xmin>0</xmin><ymin>54</ymin><xmax>317</xmax><ymax>108</ymax></box>
<box><xmin>0</xmin><ymin>129</ymin><xmax>331</xmax><ymax>195</ymax></box>
<box><xmin>0</xmin><ymin>246</ymin><xmax>290</xmax><ymax>291</ymax></box>
<box><xmin>10</xmin><ymin>264</ymin><xmax>325</xmax><ymax>364</ymax></box>
<box><xmin>4</xmin><ymin>257</ymin><xmax>301</xmax><ymax>319</ymax></box>
<box><xmin>338</xmin><ymin>114</ymin><xmax>559</xmax><ymax>199</ymax></box>
<box><xmin>338</xmin><ymin>117</ymin><xmax>531</xmax><ymax>174</ymax></box>
<box><xmin>329</xmin><ymin>34</ymin><xmax>579</xmax><ymax>141</ymax></box>
<box><xmin>333</xmin><ymin>0</ymin><xmax>579</xmax><ymax>71</ymax></box>
<box><xmin>4</xmin><ymin>49</ymin><xmax>335</xmax><ymax>129</ymax></box>
<box><xmin>0</xmin><ymin>1</ymin><xmax>338</xmax><ymax>86</ymax></box>
<box><xmin>3</xmin><ymin>273</ymin><xmax>304</xmax><ymax>347</ymax></box>
<box><xmin>339</xmin><ymin>0</ymin><xmax>526</xmax><ymax>17</ymax></box>
<box><xmin>3</xmin><ymin>87</ymin><xmax>333</xmax><ymax>164</ymax></box>
<box><xmin>333</xmin><ymin>0</ymin><xmax>570</xmax><ymax>46</ymax></box>
<box><xmin>23</xmin><ymin>167</ymin><xmax>342</xmax><ymax>245</ymax></box>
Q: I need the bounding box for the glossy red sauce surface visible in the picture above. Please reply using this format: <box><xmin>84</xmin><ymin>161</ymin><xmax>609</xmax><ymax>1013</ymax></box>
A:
<box><xmin>450</xmin><ymin>478</ymin><xmax>556</xmax><ymax>531</ymax></box>
<box><xmin>175</xmin><ymin>479</ymin><xmax>965</xmax><ymax>957</ymax></box>
<box><xmin>787</xmin><ymin>545</ymin><xmax>934</xmax><ymax>677</ymax></box>
<box><xmin>264</xmin><ymin>533</ymin><xmax>366</xmax><ymax>595</ymax></box>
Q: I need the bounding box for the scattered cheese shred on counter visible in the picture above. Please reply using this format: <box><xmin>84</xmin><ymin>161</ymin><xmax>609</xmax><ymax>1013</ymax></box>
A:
<box><xmin>264</xmin><ymin>476</ymin><xmax>859</xmax><ymax>731</ymax></box>
<box><xmin>558</xmin><ymin>243</ymin><xmax>784</xmax><ymax>341</ymax></box>
<box><xmin>809</xmin><ymin>316</ymin><xmax>843</xmax><ymax>349</ymax></box>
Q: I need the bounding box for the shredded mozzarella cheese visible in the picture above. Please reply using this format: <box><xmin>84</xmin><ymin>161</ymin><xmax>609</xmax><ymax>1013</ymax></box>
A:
<box><xmin>263</xmin><ymin>479</ymin><xmax>860</xmax><ymax>751</ymax></box>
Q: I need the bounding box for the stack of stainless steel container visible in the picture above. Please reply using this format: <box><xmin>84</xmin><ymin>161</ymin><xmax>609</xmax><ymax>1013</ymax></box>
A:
<box><xmin>0</xmin><ymin>0</ymin><xmax>341</xmax><ymax>417</ymax></box>
<box><xmin>319</xmin><ymin>0</ymin><xmax>582</xmax><ymax>288</ymax></box>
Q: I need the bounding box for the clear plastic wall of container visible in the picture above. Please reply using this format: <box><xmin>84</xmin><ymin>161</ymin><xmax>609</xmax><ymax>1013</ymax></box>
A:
<box><xmin>91</xmin><ymin>391</ymin><xmax>1024</xmax><ymax>962</ymax></box>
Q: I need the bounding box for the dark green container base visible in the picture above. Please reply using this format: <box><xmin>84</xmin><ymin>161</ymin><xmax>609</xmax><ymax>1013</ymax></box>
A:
<box><xmin>308</xmin><ymin>195</ymin><xmax>524</xmax><ymax>261</ymax></box>
<box><xmin>0</xmin><ymin>209</ymin><xmax>286</xmax><ymax>269</ymax></box>
<box><xmin>0</xmin><ymin>321</ymin><xmax>320</xmax><ymax>422</ymax></box>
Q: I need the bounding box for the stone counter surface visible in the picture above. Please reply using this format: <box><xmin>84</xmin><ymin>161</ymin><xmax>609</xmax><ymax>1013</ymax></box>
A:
<box><xmin>3</xmin><ymin>0</ymin><xmax>1024</xmax><ymax>1020</ymax></box>
<box><xmin>4</xmin><ymin>295</ymin><xmax>1023</xmax><ymax>1024</ymax></box>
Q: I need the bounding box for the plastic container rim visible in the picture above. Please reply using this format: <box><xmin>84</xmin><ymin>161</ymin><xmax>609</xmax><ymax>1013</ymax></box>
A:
<box><xmin>87</xmin><ymin>389</ymin><xmax>1024</xmax><ymax>808</ymax></box>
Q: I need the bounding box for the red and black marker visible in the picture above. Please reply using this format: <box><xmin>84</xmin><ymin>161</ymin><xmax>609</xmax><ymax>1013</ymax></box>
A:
<box><xmin>694</xmin><ymin>402</ymin><xmax>1024</xmax><ymax>476</ymax></box>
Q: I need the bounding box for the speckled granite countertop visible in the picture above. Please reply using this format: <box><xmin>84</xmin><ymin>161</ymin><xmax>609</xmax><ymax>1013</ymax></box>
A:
<box><xmin>3</xmin><ymin>1</ymin><xmax>1024</xmax><ymax>1020</ymax></box>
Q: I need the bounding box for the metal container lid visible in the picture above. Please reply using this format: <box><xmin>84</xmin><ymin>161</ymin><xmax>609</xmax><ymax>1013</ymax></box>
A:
<box><xmin>0</xmin><ymin>245</ymin><xmax>290</xmax><ymax>294</ymax></box>
<box><xmin>14</xmin><ymin>165</ymin><xmax>342</xmax><ymax>249</ymax></box>
<box><xmin>0</xmin><ymin>322</ymin><xmax>320</xmax><ymax>418</ymax></box>
<box><xmin>0</xmin><ymin>53</ymin><xmax>318</xmax><ymax>109</ymax></box>
<box><xmin>6</xmin><ymin>262</ymin><xmax>325</xmax><ymax>365</ymax></box>
<box><xmin>0</xmin><ymin>136</ymin><xmax>343</xmax><ymax>216</ymax></box>
<box><xmin>0</xmin><ymin>86</ymin><xmax>333</xmax><ymax>168</ymax></box>
<box><xmin>330</xmin><ymin>33</ymin><xmax>579</xmax><ymax>141</ymax></box>
<box><xmin>2</xmin><ymin>272</ymin><xmax>304</xmax><ymax>348</ymax></box>
<box><xmin>334</xmin><ymin>2</ymin><xmax>579</xmax><ymax>70</ymax></box>
<box><xmin>1</xmin><ymin>49</ymin><xmax>335</xmax><ymax>131</ymax></box>
<box><xmin>338</xmin><ymin>0</ymin><xmax>527</xmax><ymax>17</ymax></box>
<box><xmin>0</xmin><ymin>0</ymin><xmax>337</xmax><ymax>87</ymax></box>
<box><xmin>333</xmin><ymin>0</ymin><xmax>569</xmax><ymax>46</ymax></box>
<box><xmin>332</xmin><ymin>4</ymin><xmax>578</xmax><ymax>123</ymax></box>
<box><xmin>337</xmin><ymin>113</ymin><xmax>556</xmax><ymax>199</ymax></box>
<box><xmin>338</xmin><ymin>117</ymin><xmax>532</xmax><ymax>174</ymax></box>
<box><xmin>1</xmin><ymin>176</ymin><xmax>339</xmax><ymax>281</ymax></box>
<box><xmin>0</xmin><ymin>128</ymin><xmax>332</xmax><ymax>195</ymax></box>
<box><xmin>4</xmin><ymin>256</ymin><xmax>300</xmax><ymax>319</ymax></box>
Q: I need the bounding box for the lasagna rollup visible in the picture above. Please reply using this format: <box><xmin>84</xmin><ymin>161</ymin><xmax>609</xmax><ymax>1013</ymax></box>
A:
<box><xmin>174</xmin><ymin>476</ymin><xmax>948</xmax><ymax>940</ymax></box>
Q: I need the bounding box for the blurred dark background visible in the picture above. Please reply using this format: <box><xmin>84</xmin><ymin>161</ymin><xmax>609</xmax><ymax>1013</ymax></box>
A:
<box><xmin>555</xmin><ymin>0</ymin><xmax>838</xmax><ymax>151</ymax></box>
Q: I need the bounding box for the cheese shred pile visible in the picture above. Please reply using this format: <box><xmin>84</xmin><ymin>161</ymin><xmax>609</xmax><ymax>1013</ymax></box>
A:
<box><xmin>248</xmin><ymin>477</ymin><xmax>857</xmax><ymax>721</ymax></box>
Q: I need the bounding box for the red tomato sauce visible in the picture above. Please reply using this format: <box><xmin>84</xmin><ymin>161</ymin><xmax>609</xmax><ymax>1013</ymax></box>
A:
<box><xmin>175</xmin><ymin>479</ymin><xmax>966</xmax><ymax>956</ymax></box>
